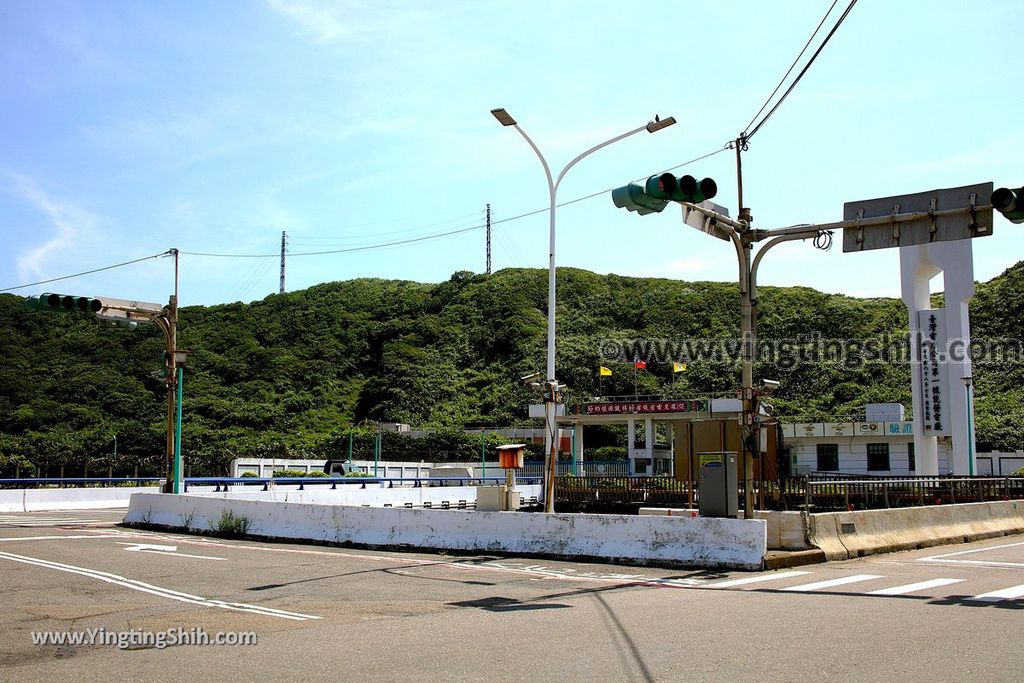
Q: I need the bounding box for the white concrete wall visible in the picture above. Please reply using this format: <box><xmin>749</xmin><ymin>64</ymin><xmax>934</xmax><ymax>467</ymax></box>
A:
<box><xmin>184</xmin><ymin>484</ymin><xmax>542</xmax><ymax>508</ymax></box>
<box><xmin>0</xmin><ymin>486</ymin><xmax>160</xmax><ymax>512</ymax></box>
<box><xmin>124</xmin><ymin>493</ymin><xmax>767</xmax><ymax>570</ymax></box>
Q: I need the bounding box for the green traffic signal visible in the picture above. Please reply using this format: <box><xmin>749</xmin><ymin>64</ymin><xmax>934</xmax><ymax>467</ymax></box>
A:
<box><xmin>611</xmin><ymin>182</ymin><xmax>669</xmax><ymax>215</ymax></box>
<box><xmin>612</xmin><ymin>173</ymin><xmax>718</xmax><ymax>215</ymax></box>
<box><xmin>25</xmin><ymin>293</ymin><xmax>104</xmax><ymax>314</ymax></box>
<box><xmin>992</xmin><ymin>186</ymin><xmax>1024</xmax><ymax>224</ymax></box>
<box><xmin>675</xmin><ymin>175</ymin><xmax>717</xmax><ymax>203</ymax></box>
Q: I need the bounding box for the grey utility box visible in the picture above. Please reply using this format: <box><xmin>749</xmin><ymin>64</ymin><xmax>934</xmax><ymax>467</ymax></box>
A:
<box><xmin>698</xmin><ymin>452</ymin><xmax>738</xmax><ymax>518</ymax></box>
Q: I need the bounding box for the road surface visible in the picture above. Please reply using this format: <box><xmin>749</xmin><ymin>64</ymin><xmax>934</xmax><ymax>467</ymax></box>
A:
<box><xmin>1</xmin><ymin>509</ymin><xmax>1022</xmax><ymax>681</ymax></box>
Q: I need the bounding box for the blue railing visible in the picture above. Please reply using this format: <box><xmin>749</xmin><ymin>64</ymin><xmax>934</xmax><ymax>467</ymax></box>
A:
<box><xmin>0</xmin><ymin>475</ymin><xmax>543</xmax><ymax>492</ymax></box>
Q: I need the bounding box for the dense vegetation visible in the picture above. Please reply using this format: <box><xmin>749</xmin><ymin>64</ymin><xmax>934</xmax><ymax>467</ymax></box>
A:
<box><xmin>1</xmin><ymin>262</ymin><xmax>1021</xmax><ymax>477</ymax></box>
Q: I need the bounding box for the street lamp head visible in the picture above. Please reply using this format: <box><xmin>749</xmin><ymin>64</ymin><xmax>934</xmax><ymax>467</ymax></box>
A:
<box><xmin>645</xmin><ymin>115</ymin><xmax>676</xmax><ymax>133</ymax></box>
<box><xmin>491</xmin><ymin>108</ymin><xmax>517</xmax><ymax>126</ymax></box>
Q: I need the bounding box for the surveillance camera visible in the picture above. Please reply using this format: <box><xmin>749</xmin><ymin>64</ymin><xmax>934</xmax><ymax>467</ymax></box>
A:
<box><xmin>761</xmin><ymin>379</ymin><xmax>781</xmax><ymax>390</ymax></box>
<box><xmin>520</xmin><ymin>371</ymin><xmax>542</xmax><ymax>384</ymax></box>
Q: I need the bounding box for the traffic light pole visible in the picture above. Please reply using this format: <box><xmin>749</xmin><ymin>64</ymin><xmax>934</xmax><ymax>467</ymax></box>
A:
<box><xmin>152</xmin><ymin>298</ymin><xmax>178</xmax><ymax>494</ymax></box>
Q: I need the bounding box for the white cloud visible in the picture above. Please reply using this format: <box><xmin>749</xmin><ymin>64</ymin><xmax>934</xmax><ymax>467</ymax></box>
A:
<box><xmin>265</xmin><ymin>0</ymin><xmax>416</xmax><ymax>43</ymax></box>
<box><xmin>4</xmin><ymin>172</ymin><xmax>100</xmax><ymax>280</ymax></box>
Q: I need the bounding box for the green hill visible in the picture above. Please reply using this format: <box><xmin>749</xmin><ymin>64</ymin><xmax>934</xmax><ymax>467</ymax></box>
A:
<box><xmin>1</xmin><ymin>262</ymin><xmax>1022</xmax><ymax>476</ymax></box>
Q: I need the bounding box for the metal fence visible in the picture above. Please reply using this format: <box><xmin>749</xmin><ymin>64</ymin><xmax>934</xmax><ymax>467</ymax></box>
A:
<box><xmin>521</xmin><ymin>460</ymin><xmax>630</xmax><ymax>479</ymax></box>
<box><xmin>556</xmin><ymin>475</ymin><xmax>694</xmax><ymax>507</ymax></box>
<box><xmin>787</xmin><ymin>476</ymin><xmax>1024</xmax><ymax>512</ymax></box>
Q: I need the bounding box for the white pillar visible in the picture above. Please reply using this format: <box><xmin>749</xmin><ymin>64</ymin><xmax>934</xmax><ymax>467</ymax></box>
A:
<box><xmin>900</xmin><ymin>240</ymin><xmax>975</xmax><ymax>475</ymax></box>
<box><xmin>573</xmin><ymin>423</ymin><xmax>584</xmax><ymax>475</ymax></box>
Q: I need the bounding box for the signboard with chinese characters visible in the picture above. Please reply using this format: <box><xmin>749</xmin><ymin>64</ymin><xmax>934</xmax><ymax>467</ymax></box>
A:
<box><xmin>577</xmin><ymin>400</ymin><xmax>708</xmax><ymax>416</ymax></box>
<box><xmin>884</xmin><ymin>421</ymin><xmax>915</xmax><ymax>436</ymax></box>
<box><xmin>917</xmin><ymin>309</ymin><xmax>951</xmax><ymax>436</ymax></box>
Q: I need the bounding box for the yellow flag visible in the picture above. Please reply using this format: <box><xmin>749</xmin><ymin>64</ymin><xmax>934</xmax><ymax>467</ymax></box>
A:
<box><xmin>672</xmin><ymin>362</ymin><xmax>686</xmax><ymax>373</ymax></box>
<box><xmin>599</xmin><ymin>366</ymin><xmax>612</xmax><ymax>376</ymax></box>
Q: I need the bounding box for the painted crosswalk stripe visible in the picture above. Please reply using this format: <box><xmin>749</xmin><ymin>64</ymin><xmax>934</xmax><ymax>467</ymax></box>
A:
<box><xmin>966</xmin><ymin>584</ymin><xmax>1024</xmax><ymax>603</ymax></box>
<box><xmin>705</xmin><ymin>571</ymin><xmax>812</xmax><ymax>589</ymax></box>
<box><xmin>780</xmin><ymin>574</ymin><xmax>883</xmax><ymax>592</ymax></box>
<box><xmin>867</xmin><ymin>578</ymin><xmax>964</xmax><ymax>596</ymax></box>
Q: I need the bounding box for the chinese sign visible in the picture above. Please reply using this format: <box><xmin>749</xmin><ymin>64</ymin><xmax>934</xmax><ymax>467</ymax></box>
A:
<box><xmin>579</xmin><ymin>400</ymin><xmax>708</xmax><ymax>416</ymax></box>
<box><xmin>917</xmin><ymin>309</ymin><xmax>950</xmax><ymax>436</ymax></box>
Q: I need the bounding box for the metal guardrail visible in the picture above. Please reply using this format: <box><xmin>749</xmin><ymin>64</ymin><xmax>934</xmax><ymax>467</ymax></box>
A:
<box><xmin>0</xmin><ymin>476</ymin><xmax>543</xmax><ymax>493</ymax></box>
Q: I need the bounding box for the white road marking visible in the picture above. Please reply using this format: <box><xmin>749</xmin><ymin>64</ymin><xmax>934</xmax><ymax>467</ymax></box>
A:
<box><xmin>867</xmin><ymin>578</ymin><xmax>964</xmax><ymax>596</ymax></box>
<box><xmin>781</xmin><ymin>574</ymin><xmax>884</xmax><ymax>592</ymax></box>
<box><xmin>0</xmin><ymin>519</ymin><xmax>104</xmax><ymax>525</ymax></box>
<box><xmin>965</xmin><ymin>584</ymin><xmax>1024</xmax><ymax>603</ymax></box>
<box><xmin>118</xmin><ymin>542</ymin><xmax>226</xmax><ymax>561</ymax></box>
<box><xmin>917</xmin><ymin>541</ymin><xmax>1024</xmax><ymax>568</ymax></box>
<box><xmin>121</xmin><ymin>543</ymin><xmax>179</xmax><ymax>552</ymax></box>
<box><xmin>704</xmin><ymin>571</ymin><xmax>812</xmax><ymax>589</ymax></box>
<box><xmin>0</xmin><ymin>535</ymin><xmax>121</xmax><ymax>542</ymax></box>
<box><xmin>0</xmin><ymin>550</ymin><xmax>319</xmax><ymax>621</ymax></box>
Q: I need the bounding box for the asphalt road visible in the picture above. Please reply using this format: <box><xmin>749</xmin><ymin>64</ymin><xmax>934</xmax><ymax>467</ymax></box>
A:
<box><xmin>1</xmin><ymin>509</ymin><xmax>1023</xmax><ymax>682</ymax></box>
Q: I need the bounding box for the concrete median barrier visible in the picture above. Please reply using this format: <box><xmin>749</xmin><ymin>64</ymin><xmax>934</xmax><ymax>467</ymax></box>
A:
<box><xmin>0</xmin><ymin>486</ymin><xmax>160</xmax><ymax>512</ymax></box>
<box><xmin>125</xmin><ymin>492</ymin><xmax>768</xmax><ymax>569</ymax></box>
<box><xmin>807</xmin><ymin>500</ymin><xmax>1024</xmax><ymax>560</ymax></box>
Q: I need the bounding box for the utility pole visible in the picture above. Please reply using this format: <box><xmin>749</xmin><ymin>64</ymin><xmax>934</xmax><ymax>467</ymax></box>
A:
<box><xmin>485</xmin><ymin>205</ymin><xmax>492</xmax><ymax>275</ymax></box>
<box><xmin>280</xmin><ymin>231</ymin><xmax>287</xmax><ymax>294</ymax></box>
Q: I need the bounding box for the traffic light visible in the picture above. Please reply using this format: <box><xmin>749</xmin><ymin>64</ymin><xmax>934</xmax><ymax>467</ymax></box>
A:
<box><xmin>991</xmin><ymin>186</ymin><xmax>1024</xmax><ymax>224</ymax></box>
<box><xmin>612</xmin><ymin>173</ymin><xmax>717</xmax><ymax>215</ymax></box>
<box><xmin>24</xmin><ymin>293</ymin><xmax>103</xmax><ymax>313</ymax></box>
<box><xmin>611</xmin><ymin>178</ymin><xmax>669</xmax><ymax>214</ymax></box>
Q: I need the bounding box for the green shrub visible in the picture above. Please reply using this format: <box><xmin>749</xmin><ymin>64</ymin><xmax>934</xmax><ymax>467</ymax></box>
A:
<box><xmin>212</xmin><ymin>510</ymin><xmax>250</xmax><ymax>536</ymax></box>
<box><xmin>344</xmin><ymin>471</ymin><xmax>372</xmax><ymax>478</ymax></box>
<box><xmin>240</xmin><ymin>471</ymin><xmax>258</xmax><ymax>478</ymax></box>
<box><xmin>304</xmin><ymin>470</ymin><xmax>328</xmax><ymax>477</ymax></box>
<box><xmin>272</xmin><ymin>469</ymin><xmax>309</xmax><ymax>478</ymax></box>
<box><xmin>591</xmin><ymin>446</ymin><xmax>627</xmax><ymax>461</ymax></box>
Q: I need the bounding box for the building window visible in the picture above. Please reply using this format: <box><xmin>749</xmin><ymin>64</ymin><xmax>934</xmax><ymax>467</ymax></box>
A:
<box><xmin>816</xmin><ymin>444</ymin><xmax>839</xmax><ymax>471</ymax></box>
<box><xmin>908</xmin><ymin>443</ymin><xmax>915</xmax><ymax>472</ymax></box>
<box><xmin>867</xmin><ymin>443</ymin><xmax>890</xmax><ymax>472</ymax></box>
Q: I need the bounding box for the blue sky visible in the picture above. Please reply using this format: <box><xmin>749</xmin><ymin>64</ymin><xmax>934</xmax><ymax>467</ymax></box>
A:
<box><xmin>1</xmin><ymin>0</ymin><xmax>1021</xmax><ymax>307</ymax></box>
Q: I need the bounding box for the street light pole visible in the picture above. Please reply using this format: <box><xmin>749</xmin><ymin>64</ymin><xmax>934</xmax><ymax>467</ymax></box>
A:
<box><xmin>492</xmin><ymin>108</ymin><xmax>675</xmax><ymax>512</ymax></box>
<box><xmin>963</xmin><ymin>376</ymin><xmax>975</xmax><ymax>476</ymax></box>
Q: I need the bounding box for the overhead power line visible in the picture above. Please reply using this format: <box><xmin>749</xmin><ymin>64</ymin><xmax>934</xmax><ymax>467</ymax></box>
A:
<box><xmin>0</xmin><ymin>145</ymin><xmax>734</xmax><ymax>286</ymax></box>
<box><xmin>743</xmin><ymin>0</ymin><xmax>858</xmax><ymax>143</ymax></box>
<box><xmin>0</xmin><ymin>250</ymin><xmax>173</xmax><ymax>293</ymax></box>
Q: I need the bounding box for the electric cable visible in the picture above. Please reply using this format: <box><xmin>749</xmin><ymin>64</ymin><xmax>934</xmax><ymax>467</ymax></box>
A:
<box><xmin>742</xmin><ymin>0</ymin><xmax>839</xmax><ymax>135</ymax></box>
<box><xmin>745</xmin><ymin>0</ymin><xmax>858</xmax><ymax>142</ymax></box>
<box><xmin>0</xmin><ymin>250</ymin><xmax>173</xmax><ymax>293</ymax></box>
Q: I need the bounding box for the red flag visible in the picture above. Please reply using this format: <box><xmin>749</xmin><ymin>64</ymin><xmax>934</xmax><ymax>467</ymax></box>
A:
<box><xmin>634</xmin><ymin>359</ymin><xmax>646</xmax><ymax>370</ymax></box>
